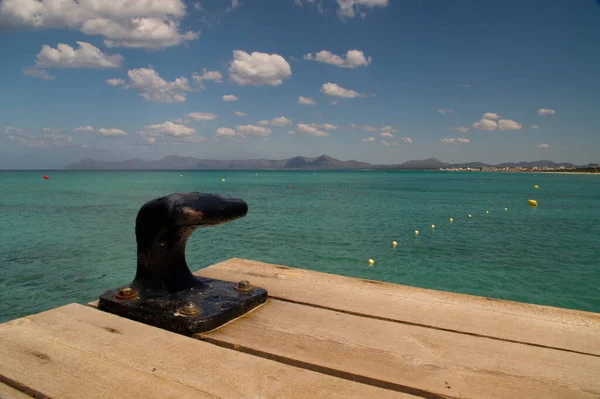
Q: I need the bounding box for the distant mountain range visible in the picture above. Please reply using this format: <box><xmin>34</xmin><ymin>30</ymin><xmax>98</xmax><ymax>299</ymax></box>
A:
<box><xmin>65</xmin><ymin>155</ymin><xmax>580</xmax><ymax>171</ymax></box>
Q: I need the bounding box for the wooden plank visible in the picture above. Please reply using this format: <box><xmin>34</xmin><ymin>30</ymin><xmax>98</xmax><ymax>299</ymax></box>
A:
<box><xmin>0</xmin><ymin>383</ymin><xmax>33</xmax><ymax>399</ymax></box>
<box><xmin>0</xmin><ymin>320</ymin><xmax>216</xmax><ymax>399</ymax></box>
<box><xmin>0</xmin><ymin>304</ymin><xmax>413</xmax><ymax>399</ymax></box>
<box><xmin>195</xmin><ymin>258</ymin><xmax>600</xmax><ymax>356</ymax></box>
<box><xmin>199</xmin><ymin>298</ymin><xmax>600</xmax><ymax>399</ymax></box>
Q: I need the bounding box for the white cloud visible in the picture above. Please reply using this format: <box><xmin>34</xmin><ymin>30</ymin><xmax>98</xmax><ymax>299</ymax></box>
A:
<box><xmin>436</xmin><ymin>108</ymin><xmax>454</xmax><ymax>115</ymax></box>
<box><xmin>4</xmin><ymin>127</ymin><xmax>79</xmax><ymax>148</ymax></box>
<box><xmin>380</xmin><ymin>140</ymin><xmax>398</xmax><ymax>147</ymax></box>
<box><xmin>380</xmin><ymin>132</ymin><xmax>394</xmax><ymax>138</ymax></box>
<box><xmin>192</xmin><ymin>68</ymin><xmax>223</xmax><ymax>86</ymax></box>
<box><xmin>222</xmin><ymin>94</ymin><xmax>239</xmax><ymax>102</ymax></box>
<box><xmin>482</xmin><ymin>112</ymin><xmax>500</xmax><ymax>120</ymax></box>
<box><xmin>187</xmin><ymin>112</ymin><xmax>218</xmax><ymax>121</ymax></box>
<box><xmin>381</xmin><ymin>125</ymin><xmax>396</xmax><ymax>133</ymax></box>
<box><xmin>452</xmin><ymin>126</ymin><xmax>470</xmax><ymax>133</ymax></box>
<box><xmin>74</xmin><ymin>125</ymin><xmax>126</xmax><ymax>136</ymax></box>
<box><xmin>537</xmin><ymin>108</ymin><xmax>556</xmax><ymax>116</ymax></box>
<box><xmin>304</xmin><ymin>50</ymin><xmax>372</xmax><ymax>68</ymax></box>
<box><xmin>229</xmin><ymin>50</ymin><xmax>292</xmax><ymax>86</ymax></box>
<box><xmin>320</xmin><ymin>82</ymin><xmax>362</xmax><ymax>98</ymax></box>
<box><xmin>74</xmin><ymin>125</ymin><xmax>96</xmax><ymax>133</ymax></box>
<box><xmin>98</xmin><ymin>128</ymin><xmax>126</xmax><ymax>137</ymax></box>
<box><xmin>107</xmin><ymin>67</ymin><xmax>191</xmax><ymax>103</ymax></box>
<box><xmin>173</xmin><ymin>135</ymin><xmax>206</xmax><ymax>144</ymax></box>
<box><xmin>297</xmin><ymin>123</ymin><xmax>329</xmax><ymax>137</ymax></box>
<box><xmin>4</xmin><ymin>126</ymin><xmax>25</xmax><ymax>135</ymax></box>
<box><xmin>295</xmin><ymin>0</ymin><xmax>325</xmax><ymax>13</ymax></box>
<box><xmin>234</xmin><ymin>111</ymin><xmax>246</xmax><ymax>117</ymax></box>
<box><xmin>22</xmin><ymin>67</ymin><xmax>55</xmax><ymax>80</ymax></box>
<box><xmin>361</xmin><ymin>137</ymin><xmax>375</xmax><ymax>143</ymax></box>
<box><xmin>226</xmin><ymin>0</ymin><xmax>241</xmax><ymax>11</ymax></box>
<box><xmin>329</xmin><ymin>100</ymin><xmax>338</xmax><ymax>106</ymax></box>
<box><xmin>258</xmin><ymin>117</ymin><xmax>293</xmax><ymax>126</ymax></box>
<box><xmin>498</xmin><ymin>119</ymin><xmax>522</xmax><ymax>131</ymax></box>
<box><xmin>336</xmin><ymin>0</ymin><xmax>389</xmax><ymax>19</ymax></box>
<box><xmin>537</xmin><ymin>143</ymin><xmax>549</xmax><ymax>148</ymax></box>
<box><xmin>298</xmin><ymin>96</ymin><xmax>316</xmax><ymax>105</ymax></box>
<box><xmin>194</xmin><ymin>2</ymin><xmax>203</xmax><ymax>11</ymax></box>
<box><xmin>0</xmin><ymin>0</ymin><xmax>199</xmax><ymax>50</ymax></box>
<box><xmin>217</xmin><ymin>127</ymin><xmax>237</xmax><ymax>137</ymax></box>
<box><xmin>257</xmin><ymin>120</ymin><xmax>270</xmax><ymax>126</ymax></box>
<box><xmin>34</xmin><ymin>42</ymin><xmax>122</xmax><ymax>69</ymax></box>
<box><xmin>236</xmin><ymin>124</ymin><xmax>272</xmax><ymax>137</ymax></box>
<box><xmin>350</xmin><ymin>124</ymin><xmax>377</xmax><ymax>132</ymax></box>
<box><xmin>441</xmin><ymin>137</ymin><xmax>470</xmax><ymax>144</ymax></box>
<box><xmin>8</xmin><ymin>131</ymin><xmax>74</xmax><ymax>148</ymax></box>
<box><xmin>105</xmin><ymin>78</ymin><xmax>125</xmax><ymax>86</ymax></box>
<box><xmin>401</xmin><ymin>137</ymin><xmax>413</xmax><ymax>144</ymax></box>
<box><xmin>142</xmin><ymin>121</ymin><xmax>195</xmax><ymax>137</ymax></box>
<box><xmin>81</xmin><ymin>18</ymin><xmax>198</xmax><ymax>50</ymax></box>
<box><xmin>472</xmin><ymin>118</ymin><xmax>498</xmax><ymax>131</ymax></box>
<box><xmin>311</xmin><ymin>123</ymin><xmax>338</xmax><ymax>130</ymax></box>
<box><xmin>532</xmin><ymin>124</ymin><xmax>540</xmax><ymax>129</ymax></box>
<box><xmin>287</xmin><ymin>130</ymin><xmax>296</xmax><ymax>135</ymax></box>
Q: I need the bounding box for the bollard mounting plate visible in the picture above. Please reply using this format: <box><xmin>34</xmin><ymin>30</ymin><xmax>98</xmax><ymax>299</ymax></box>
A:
<box><xmin>99</xmin><ymin>276</ymin><xmax>267</xmax><ymax>335</ymax></box>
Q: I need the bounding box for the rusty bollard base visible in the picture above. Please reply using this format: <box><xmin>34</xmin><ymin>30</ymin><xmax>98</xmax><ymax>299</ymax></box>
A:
<box><xmin>97</xmin><ymin>192</ymin><xmax>267</xmax><ymax>335</ymax></box>
<box><xmin>99</xmin><ymin>277</ymin><xmax>267</xmax><ymax>335</ymax></box>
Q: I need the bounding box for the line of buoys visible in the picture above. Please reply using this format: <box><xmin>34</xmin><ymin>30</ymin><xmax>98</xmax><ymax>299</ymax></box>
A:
<box><xmin>375</xmin><ymin>201</ymin><xmax>541</xmax><ymax>267</ymax></box>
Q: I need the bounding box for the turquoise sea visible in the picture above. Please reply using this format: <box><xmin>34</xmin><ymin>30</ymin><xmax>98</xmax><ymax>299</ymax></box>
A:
<box><xmin>1</xmin><ymin>170</ymin><xmax>599</xmax><ymax>323</ymax></box>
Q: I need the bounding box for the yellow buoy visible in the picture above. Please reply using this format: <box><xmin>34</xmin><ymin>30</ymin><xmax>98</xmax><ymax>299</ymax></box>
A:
<box><xmin>222</xmin><ymin>179</ymin><xmax>225</xmax><ymax>182</ymax></box>
<box><xmin>486</xmin><ymin>210</ymin><xmax>489</xmax><ymax>214</ymax></box>
<box><xmin>414</xmin><ymin>230</ymin><xmax>419</xmax><ymax>236</ymax></box>
<box><xmin>449</xmin><ymin>218</ymin><xmax>454</xmax><ymax>223</ymax></box>
<box><xmin>505</xmin><ymin>208</ymin><xmax>508</xmax><ymax>211</ymax></box>
<box><xmin>468</xmin><ymin>214</ymin><xmax>472</xmax><ymax>218</ymax></box>
<box><xmin>368</xmin><ymin>259</ymin><xmax>375</xmax><ymax>265</ymax></box>
<box><xmin>431</xmin><ymin>224</ymin><xmax>435</xmax><ymax>229</ymax></box>
<box><xmin>528</xmin><ymin>199</ymin><xmax>538</xmax><ymax>207</ymax></box>
<box><xmin>392</xmin><ymin>241</ymin><xmax>397</xmax><ymax>247</ymax></box>
<box><xmin>534</xmin><ymin>185</ymin><xmax>539</xmax><ymax>189</ymax></box>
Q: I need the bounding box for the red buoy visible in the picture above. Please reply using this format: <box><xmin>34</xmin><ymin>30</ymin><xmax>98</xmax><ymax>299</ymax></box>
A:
<box><xmin>43</xmin><ymin>175</ymin><xmax>49</xmax><ymax>180</ymax></box>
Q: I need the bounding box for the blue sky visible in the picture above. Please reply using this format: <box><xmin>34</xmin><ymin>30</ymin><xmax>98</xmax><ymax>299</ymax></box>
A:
<box><xmin>1</xmin><ymin>0</ymin><xmax>599</xmax><ymax>169</ymax></box>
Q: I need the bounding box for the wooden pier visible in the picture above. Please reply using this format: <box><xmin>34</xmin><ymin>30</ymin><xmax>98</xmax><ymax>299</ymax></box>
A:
<box><xmin>1</xmin><ymin>258</ymin><xmax>599</xmax><ymax>398</ymax></box>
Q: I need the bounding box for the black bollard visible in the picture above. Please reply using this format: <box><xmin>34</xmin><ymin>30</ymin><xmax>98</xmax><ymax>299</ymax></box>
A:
<box><xmin>98</xmin><ymin>192</ymin><xmax>267</xmax><ymax>335</ymax></box>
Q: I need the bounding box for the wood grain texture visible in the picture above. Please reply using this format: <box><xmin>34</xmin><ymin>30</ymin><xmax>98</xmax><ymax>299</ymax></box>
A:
<box><xmin>0</xmin><ymin>383</ymin><xmax>33</xmax><ymax>399</ymax></box>
<box><xmin>195</xmin><ymin>258</ymin><xmax>600</xmax><ymax>356</ymax></box>
<box><xmin>0</xmin><ymin>304</ymin><xmax>413</xmax><ymax>399</ymax></box>
<box><xmin>200</xmin><ymin>298</ymin><xmax>600</xmax><ymax>399</ymax></box>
